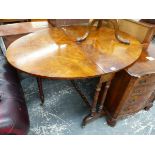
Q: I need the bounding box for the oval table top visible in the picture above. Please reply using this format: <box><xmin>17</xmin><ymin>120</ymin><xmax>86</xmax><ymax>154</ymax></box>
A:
<box><xmin>126</xmin><ymin>43</ymin><xmax>155</xmax><ymax>77</ymax></box>
<box><xmin>6</xmin><ymin>26</ymin><xmax>142</xmax><ymax>79</ymax></box>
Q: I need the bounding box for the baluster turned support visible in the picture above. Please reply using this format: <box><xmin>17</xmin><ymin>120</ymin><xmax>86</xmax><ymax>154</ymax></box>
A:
<box><xmin>70</xmin><ymin>80</ymin><xmax>91</xmax><ymax>109</ymax></box>
<box><xmin>82</xmin><ymin>76</ymin><xmax>105</xmax><ymax>126</ymax></box>
<box><xmin>82</xmin><ymin>73</ymin><xmax>114</xmax><ymax>127</ymax></box>
<box><xmin>98</xmin><ymin>80</ymin><xmax>111</xmax><ymax>113</ymax></box>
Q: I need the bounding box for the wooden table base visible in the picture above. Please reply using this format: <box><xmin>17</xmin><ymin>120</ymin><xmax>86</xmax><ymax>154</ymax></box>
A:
<box><xmin>82</xmin><ymin>80</ymin><xmax>112</xmax><ymax>127</ymax></box>
<box><xmin>71</xmin><ymin>76</ymin><xmax>113</xmax><ymax>127</ymax></box>
<box><xmin>82</xmin><ymin>111</ymin><xmax>106</xmax><ymax>127</ymax></box>
<box><xmin>35</xmin><ymin>75</ymin><xmax>113</xmax><ymax>127</ymax></box>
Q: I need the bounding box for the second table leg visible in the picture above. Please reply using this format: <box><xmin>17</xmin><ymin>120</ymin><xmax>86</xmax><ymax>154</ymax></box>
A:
<box><xmin>36</xmin><ymin>77</ymin><xmax>44</xmax><ymax>105</ymax></box>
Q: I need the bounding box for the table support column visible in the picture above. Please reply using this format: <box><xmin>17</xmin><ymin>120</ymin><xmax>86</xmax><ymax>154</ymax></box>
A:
<box><xmin>82</xmin><ymin>76</ymin><xmax>105</xmax><ymax>126</ymax></box>
<box><xmin>82</xmin><ymin>74</ymin><xmax>113</xmax><ymax>127</ymax></box>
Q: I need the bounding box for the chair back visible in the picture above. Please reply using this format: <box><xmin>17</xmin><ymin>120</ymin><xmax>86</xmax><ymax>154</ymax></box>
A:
<box><xmin>117</xmin><ymin>19</ymin><xmax>155</xmax><ymax>49</ymax></box>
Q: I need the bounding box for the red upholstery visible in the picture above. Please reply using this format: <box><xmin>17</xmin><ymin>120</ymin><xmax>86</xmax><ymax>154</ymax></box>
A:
<box><xmin>0</xmin><ymin>55</ymin><xmax>29</xmax><ymax>134</ymax></box>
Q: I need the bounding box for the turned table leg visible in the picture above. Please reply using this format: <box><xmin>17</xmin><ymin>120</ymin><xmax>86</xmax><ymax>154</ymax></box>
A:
<box><xmin>82</xmin><ymin>72</ymin><xmax>114</xmax><ymax>127</ymax></box>
<box><xmin>98</xmin><ymin>80</ymin><xmax>111</xmax><ymax>113</ymax></box>
<box><xmin>70</xmin><ymin>80</ymin><xmax>91</xmax><ymax>109</ymax></box>
<box><xmin>36</xmin><ymin>77</ymin><xmax>44</xmax><ymax>105</ymax></box>
<box><xmin>82</xmin><ymin>77</ymin><xmax>104</xmax><ymax>126</ymax></box>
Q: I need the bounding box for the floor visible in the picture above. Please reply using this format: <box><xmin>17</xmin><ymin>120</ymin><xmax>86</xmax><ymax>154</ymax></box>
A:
<box><xmin>19</xmin><ymin>73</ymin><xmax>155</xmax><ymax>135</ymax></box>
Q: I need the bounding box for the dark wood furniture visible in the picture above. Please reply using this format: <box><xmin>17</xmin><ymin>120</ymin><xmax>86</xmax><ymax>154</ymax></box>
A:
<box><xmin>140</xmin><ymin>19</ymin><xmax>155</xmax><ymax>25</ymax></box>
<box><xmin>6</xmin><ymin>24</ymin><xmax>142</xmax><ymax>126</ymax></box>
<box><xmin>0</xmin><ymin>19</ymin><xmax>30</xmax><ymax>24</ymax></box>
<box><xmin>102</xmin><ymin>19</ymin><xmax>155</xmax><ymax>126</ymax></box>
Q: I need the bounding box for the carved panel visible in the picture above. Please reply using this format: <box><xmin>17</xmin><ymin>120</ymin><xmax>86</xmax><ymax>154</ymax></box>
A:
<box><xmin>120</xmin><ymin>74</ymin><xmax>155</xmax><ymax>115</ymax></box>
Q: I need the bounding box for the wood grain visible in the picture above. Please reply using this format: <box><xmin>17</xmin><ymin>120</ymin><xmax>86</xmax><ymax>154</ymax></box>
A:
<box><xmin>6</xmin><ymin>26</ymin><xmax>142</xmax><ymax>79</ymax></box>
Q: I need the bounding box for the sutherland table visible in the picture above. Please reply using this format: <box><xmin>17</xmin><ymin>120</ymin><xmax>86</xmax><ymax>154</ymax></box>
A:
<box><xmin>6</xmin><ymin>26</ymin><xmax>142</xmax><ymax>126</ymax></box>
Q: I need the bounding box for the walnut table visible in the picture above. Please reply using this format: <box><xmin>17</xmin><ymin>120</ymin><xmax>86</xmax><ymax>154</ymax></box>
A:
<box><xmin>6</xmin><ymin>26</ymin><xmax>142</xmax><ymax>126</ymax></box>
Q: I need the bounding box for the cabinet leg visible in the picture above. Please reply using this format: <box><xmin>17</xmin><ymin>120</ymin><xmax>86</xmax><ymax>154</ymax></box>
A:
<box><xmin>36</xmin><ymin>78</ymin><xmax>44</xmax><ymax>105</ymax></box>
<box><xmin>144</xmin><ymin>104</ymin><xmax>153</xmax><ymax>111</ymax></box>
<box><xmin>106</xmin><ymin>117</ymin><xmax>117</xmax><ymax>127</ymax></box>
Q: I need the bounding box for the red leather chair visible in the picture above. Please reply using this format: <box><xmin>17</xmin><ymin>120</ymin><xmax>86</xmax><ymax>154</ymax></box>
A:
<box><xmin>0</xmin><ymin>20</ymin><xmax>49</xmax><ymax>134</ymax></box>
<box><xmin>0</xmin><ymin>53</ymin><xmax>30</xmax><ymax>134</ymax></box>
